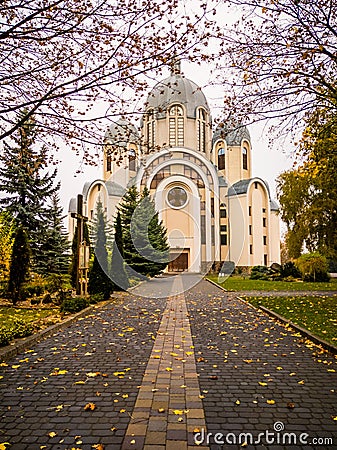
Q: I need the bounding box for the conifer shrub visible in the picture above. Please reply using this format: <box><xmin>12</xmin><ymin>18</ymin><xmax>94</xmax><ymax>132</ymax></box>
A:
<box><xmin>60</xmin><ymin>296</ymin><xmax>90</xmax><ymax>313</ymax></box>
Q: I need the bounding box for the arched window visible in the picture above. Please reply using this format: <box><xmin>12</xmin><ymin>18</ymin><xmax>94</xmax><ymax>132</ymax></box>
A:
<box><xmin>169</xmin><ymin>104</ymin><xmax>184</xmax><ymax>146</ymax></box>
<box><xmin>129</xmin><ymin>149</ymin><xmax>136</xmax><ymax>171</ymax></box>
<box><xmin>197</xmin><ymin>108</ymin><xmax>207</xmax><ymax>152</ymax></box>
<box><xmin>145</xmin><ymin>108</ymin><xmax>155</xmax><ymax>151</ymax></box>
<box><xmin>243</xmin><ymin>145</ymin><xmax>248</xmax><ymax>170</ymax></box>
<box><xmin>218</xmin><ymin>147</ymin><xmax>225</xmax><ymax>170</ymax></box>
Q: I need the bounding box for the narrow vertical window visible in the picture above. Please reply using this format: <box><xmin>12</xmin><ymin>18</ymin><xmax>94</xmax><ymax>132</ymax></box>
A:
<box><xmin>197</xmin><ymin>108</ymin><xmax>206</xmax><ymax>152</ymax></box>
<box><xmin>146</xmin><ymin>109</ymin><xmax>155</xmax><ymax>151</ymax></box>
<box><xmin>243</xmin><ymin>146</ymin><xmax>248</xmax><ymax>170</ymax></box>
<box><xmin>129</xmin><ymin>149</ymin><xmax>136</xmax><ymax>171</ymax></box>
<box><xmin>218</xmin><ymin>147</ymin><xmax>225</xmax><ymax>170</ymax></box>
<box><xmin>169</xmin><ymin>105</ymin><xmax>184</xmax><ymax>147</ymax></box>
<box><xmin>107</xmin><ymin>154</ymin><xmax>112</xmax><ymax>172</ymax></box>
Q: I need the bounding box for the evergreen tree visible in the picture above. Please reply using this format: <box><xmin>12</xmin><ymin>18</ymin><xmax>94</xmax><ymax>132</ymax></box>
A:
<box><xmin>88</xmin><ymin>203</ymin><xmax>113</xmax><ymax>299</ymax></box>
<box><xmin>70</xmin><ymin>222</ymin><xmax>90</xmax><ymax>289</ymax></box>
<box><xmin>118</xmin><ymin>186</ymin><xmax>139</xmax><ymax>267</ymax></box>
<box><xmin>0</xmin><ymin>211</ymin><xmax>15</xmax><ymax>285</ymax></box>
<box><xmin>118</xmin><ymin>186</ymin><xmax>169</xmax><ymax>277</ymax></box>
<box><xmin>89</xmin><ymin>199</ymin><xmax>114</xmax><ymax>251</ymax></box>
<box><xmin>8</xmin><ymin>226</ymin><xmax>30</xmax><ymax>304</ymax></box>
<box><xmin>110</xmin><ymin>211</ymin><xmax>129</xmax><ymax>291</ymax></box>
<box><xmin>0</xmin><ymin>113</ymin><xmax>58</xmax><ymax>265</ymax></box>
<box><xmin>35</xmin><ymin>194</ymin><xmax>70</xmax><ymax>274</ymax></box>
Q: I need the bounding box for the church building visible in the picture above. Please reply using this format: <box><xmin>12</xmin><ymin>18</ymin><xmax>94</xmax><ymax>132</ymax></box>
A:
<box><xmin>69</xmin><ymin>62</ymin><xmax>280</xmax><ymax>273</ymax></box>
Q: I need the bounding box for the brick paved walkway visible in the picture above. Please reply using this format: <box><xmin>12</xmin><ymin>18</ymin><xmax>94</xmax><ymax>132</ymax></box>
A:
<box><xmin>0</xmin><ymin>276</ymin><xmax>336</xmax><ymax>450</ymax></box>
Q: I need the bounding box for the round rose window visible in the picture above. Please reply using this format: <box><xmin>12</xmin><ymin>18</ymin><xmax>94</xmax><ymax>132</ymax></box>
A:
<box><xmin>167</xmin><ymin>187</ymin><xmax>188</xmax><ymax>208</ymax></box>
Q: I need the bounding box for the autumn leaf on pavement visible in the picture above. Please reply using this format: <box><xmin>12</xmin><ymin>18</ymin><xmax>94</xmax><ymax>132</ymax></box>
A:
<box><xmin>84</xmin><ymin>402</ymin><xmax>96</xmax><ymax>411</ymax></box>
<box><xmin>92</xmin><ymin>445</ymin><xmax>104</xmax><ymax>450</ymax></box>
<box><xmin>0</xmin><ymin>443</ymin><xmax>11</xmax><ymax>450</ymax></box>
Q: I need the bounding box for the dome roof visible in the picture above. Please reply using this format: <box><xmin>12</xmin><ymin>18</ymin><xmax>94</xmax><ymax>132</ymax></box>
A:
<box><xmin>145</xmin><ymin>72</ymin><xmax>209</xmax><ymax>119</ymax></box>
<box><xmin>213</xmin><ymin>123</ymin><xmax>251</xmax><ymax>146</ymax></box>
<box><xmin>104</xmin><ymin>119</ymin><xmax>139</xmax><ymax>147</ymax></box>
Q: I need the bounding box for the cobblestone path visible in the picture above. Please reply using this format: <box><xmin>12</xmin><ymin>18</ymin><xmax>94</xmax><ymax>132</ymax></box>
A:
<box><xmin>0</xmin><ymin>276</ymin><xmax>336</xmax><ymax>450</ymax></box>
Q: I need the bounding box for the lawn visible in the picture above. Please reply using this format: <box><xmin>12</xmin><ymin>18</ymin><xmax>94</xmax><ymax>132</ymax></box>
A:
<box><xmin>207</xmin><ymin>275</ymin><xmax>337</xmax><ymax>292</ymax></box>
<box><xmin>0</xmin><ymin>306</ymin><xmax>61</xmax><ymax>346</ymax></box>
<box><xmin>245</xmin><ymin>295</ymin><xmax>337</xmax><ymax>346</ymax></box>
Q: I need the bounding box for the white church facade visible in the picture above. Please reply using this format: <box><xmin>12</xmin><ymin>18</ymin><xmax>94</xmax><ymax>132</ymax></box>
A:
<box><xmin>69</xmin><ymin>63</ymin><xmax>280</xmax><ymax>273</ymax></box>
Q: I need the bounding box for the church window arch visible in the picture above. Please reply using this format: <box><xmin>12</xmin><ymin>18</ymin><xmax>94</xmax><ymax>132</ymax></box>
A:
<box><xmin>218</xmin><ymin>147</ymin><xmax>226</xmax><ymax>170</ymax></box>
<box><xmin>145</xmin><ymin>108</ymin><xmax>155</xmax><ymax>150</ymax></box>
<box><xmin>197</xmin><ymin>108</ymin><xmax>207</xmax><ymax>152</ymax></box>
<box><xmin>129</xmin><ymin>149</ymin><xmax>136</xmax><ymax>171</ymax></box>
<box><xmin>169</xmin><ymin>104</ymin><xmax>184</xmax><ymax>146</ymax></box>
<box><xmin>243</xmin><ymin>145</ymin><xmax>248</xmax><ymax>170</ymax></box>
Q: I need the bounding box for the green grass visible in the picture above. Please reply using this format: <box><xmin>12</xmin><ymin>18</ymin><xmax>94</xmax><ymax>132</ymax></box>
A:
<box><xmin>207</xmin><ymin>275</ymin><xmax>337</xmax><ymax>292</ymax></box>
<box><xmin>0</xmin><ymin>307</ymin><xmax>61</xmax><ymax>346</ymax></box>
<box><xmin>245</xmin><ymin>295</ymin><xmax>337</xmax><ymax>346</ymax></box>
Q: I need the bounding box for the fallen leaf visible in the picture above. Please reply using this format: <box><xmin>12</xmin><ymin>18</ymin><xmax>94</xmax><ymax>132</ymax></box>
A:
<box><xmin>92</xmin><ymin>445</ymin><xmax>104</xmax><ymax>450</ymax></box>
<box><xmin>84</xmin><ymin>403</ymin><xmax>96</xmax><ymax>411</ymax></box>
<box><xmin>48</xmin><ymin>432</ymin><xmax>57</xmax><ymax>438</ymax></box>
<box><xmin>266</xmin><ymin>399</ymin><xmax>275</xmax><ymax>405</ymax></box>
<box><xmin>258</xmin><ymin>382</ymin><xmax>268</xmax><ymax>387</ymax></box>
<box><xmin>235</xmin><ymin>400</ymin><xmax>241</xmax><ymax>405</ymax></box>
<box><xmin>0</xmin><ymin>444</ymin><xmax>11</xmax><ymax>450</ymax></box>
<box><xmin>158</xmin><ymin>408</ymin><xmax>165</xmax><ymax>413</ymax></box>
<box><xmin>287</xmin><ymin>402</ymin><xmax>295</xmax><ymax>409</ymax></box>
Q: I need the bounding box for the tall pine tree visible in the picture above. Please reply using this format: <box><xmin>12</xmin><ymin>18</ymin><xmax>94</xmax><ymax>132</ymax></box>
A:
<box><xmin>0</xmin><ymin>113</ymin><xmax>58</xmax><ymax>267</ymax></box>
<box><xmin>34</xmin><ymin>194</ymin><xmax>70</xmax><ymax>274</ymax></box>
<box><xmin>119</xmin><ymin>186</ymin><xmax>169</xmax><ymax>277</ymax></box>
<box><xmin>8</xmin><ymin>226</ymin><xmax>30</xmax><ymax>304</ymax></box>
<box><xmin>110</xmin><ymin>211</ymin><xmax>129</xmax><ymax>291</ymax></box>
<box><xmin>88</xmin><ymin>202</ymin><xmax>113</xmax><ymax>299</ymax></box>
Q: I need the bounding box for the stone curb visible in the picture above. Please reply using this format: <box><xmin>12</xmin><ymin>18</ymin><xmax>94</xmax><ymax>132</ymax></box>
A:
<box><xmin>205</xmin><ymin>277</ymin><xmax>337</xmax><ymax>356</ymax></box>
<box><xmin>258</xmin><ymin>304</ymin><xmax>337</xmax><ymax>355</ymax></box>
<box><xmin>0</xmin><ymin>299</ymin><xmax>114</xmax><ymax>363</ymax></box>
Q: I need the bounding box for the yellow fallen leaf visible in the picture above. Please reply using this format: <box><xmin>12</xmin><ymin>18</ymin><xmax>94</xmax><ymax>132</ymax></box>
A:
<box><xmin>243</xmin><ymin>359</ymin><xmax>253</xmax><ymax>364</ymax></box>
<box><xmin>92</xmin><ymin>444</ymin><xmax>104</xmax><ymax>450</ymax></box>
<box><xmin>0</xmin><ymin>444</ymin><xmax>11</xmax><ymax>450</ymax></box>
<box><xmin>267</xmin><ymin>399</ymin><xmax>275</xmax><ymax>405</ymax></box>
<box><xmin>158</xmin><ymin>408</ymin><xmax>165</xmax><ymax>413</ymax></box>
<box><xmin>172</xmin><ymin>409</ymin><xmax>184</xmax><ymax>415</ymax></box>
<box><xmin>122</xmin><ymin>394</ymin><xmax>128</xmax><ymax>398</ymax></box>
<box><xmin>185</xmin><ymin>351</ymin><xmax>193</xmax><ymax>356</ymax></box>
<box><xmin>298</xmin><ymin>380</ymin><xmax>305</xmax><ymax>385</ymax></box>
<box><xmin>48</xmin><ymin>432</ymin><xmax>57</xmax><ymax>438</ymax></box>
<box><xmin>170</xmin><ymin>352</ymin><xmax>178</xmax><ymax>357</ymax></box>
<box><xmin>130</xmin><ymin>440</ymin><xmax>136</xmax><ymax>445</ymax></box>
<box><xmin>235</xmin><ymin>400</ymin><xmax>241</xmax><ymax>405</ymax></box>
<box><xmin>332</xmin><ymin>416</ymin><xmax>337</xmax><ymax>421</ymax></box>
<box><xmin>119</xmin><ymin>409</ymin><xmax>126</xmax><ymax>413</ymax></box>
<box><xmin>258</xmin><ymin>382</ymin><xmax>268</xmax><ymax>387</ymax></box>
<box><xmin>84</xmin><ymin>402</ymin><xmax>96</xmax><ymax>411</ymax></box>
<box><xmin>86</xmin><ymin>372</ymin><xmax>99</xmax><ymax>377</ymax></box>
<box><xmin>12</xmin><ymin>365</ymin><xmax>20</xmax><ymax>369</ymax></box>
<box><xmin>165</xmin><ymin>367</ymin><xmax>173</xmax><ymax>372</ymax></box>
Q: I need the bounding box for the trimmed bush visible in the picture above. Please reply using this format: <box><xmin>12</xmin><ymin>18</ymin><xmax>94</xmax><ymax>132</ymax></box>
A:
<box><xmin>250</xmin><ymin>265</ymin><xmax>270</xmax><ymax>280</ymax></box>
<box><xmin>280</xmin><ymin>261</ymin><xmax>301</xmax><ymax>279</ymax></box>
<box><xmin>0</xmin><ymin>318</ymin><xmax>34</xmax><ymax>347</ymax></box>
<box><xmin>60</xmin><ymin>296</ymin><xmax>90</xmax><ymax>313</ymax></box>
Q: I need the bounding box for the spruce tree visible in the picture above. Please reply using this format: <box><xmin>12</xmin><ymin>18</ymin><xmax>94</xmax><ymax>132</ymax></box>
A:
<box><xmin>88</xmin><ymin>203</ymin><xmax>113</xmax><ymax>299</ymax></box>
<box><xmin>8</xmin><ymin>226</ymin><xmax>30</xmax><ymax>304</ymax></box>
<box><xmin>35</xmin><ymin>194</ymin><xmax>70</xmax><ymax>274</ymax></box>
<box><xmin>0</xmin><ymin>113</ymin><xmax>58</xmax><ymax>266</ymax></box>
<box><xmin>110</xmin><ymin>211</ymin><xmax>129</xmax><ymax>290</ymax></box>
<box><xmin>117</xmin><ymin>186</ymin><xmax>139</xmax><ymax>267</ymax></box>
<box><xmin>118</xmin><ymin>186</ymin><xmax>169</xmax><ymax>277</ymax></box>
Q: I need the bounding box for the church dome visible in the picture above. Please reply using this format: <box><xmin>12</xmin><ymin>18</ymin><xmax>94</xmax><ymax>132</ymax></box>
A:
<box><xmin>145</xmin><ymin>64</ymin><xmax>209</xmax><ymax>119</ymax></box>
<box><xmin>104</xmin><ymin>119</ymin><xmax>139</xmax><ymax>147</ymax></box>
<box><xmin>213</xmin><ymin>123</ymin><xmax>251</xmax><ymax>146</ymax></box>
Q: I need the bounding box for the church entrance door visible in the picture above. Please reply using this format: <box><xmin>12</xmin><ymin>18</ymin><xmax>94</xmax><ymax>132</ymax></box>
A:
<box><xmin>168</xmin><ymin>251</ymin><xmax>189</xmax><ymax>272</ymax></box>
